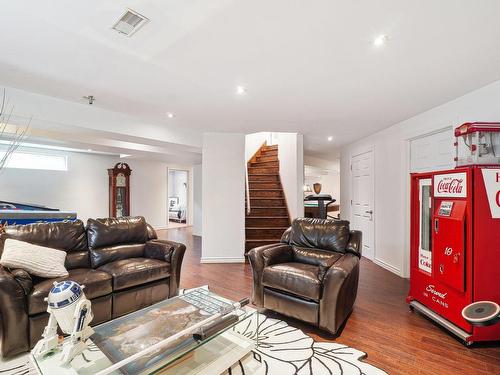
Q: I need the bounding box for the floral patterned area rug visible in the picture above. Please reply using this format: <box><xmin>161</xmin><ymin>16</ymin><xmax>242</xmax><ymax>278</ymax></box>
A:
<box><xmin>0</xmin><ymin>314</ymin><xmax>387</xmax><ymax>375</ymax></box>
<box><xmin>224</xmin><ymin>313</ymin><xmax>388</xmax><ymax>375</ymax></box>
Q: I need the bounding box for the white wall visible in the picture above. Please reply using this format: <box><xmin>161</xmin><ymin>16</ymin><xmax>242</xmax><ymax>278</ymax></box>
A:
<box><xmin>192</xmin><ymin>164</ymin><xmax>202</xmax><ymax>236</ymax></box>
<box><xmin>128</xmin><ymin>159</ymin><xmax>169</xmax><ymax>229</ymax></box>
<box><xmin>0</xmin><ymin>150</ymin><xmax>111</xmax><ymax>223</ymax></box>
<box><xmin>0</xmin><ymin>148</ymin><xmax>175</xmax><ymax>229</ymax></box>
<box><xmin>245</xmin><ymin>132</ymin><xmax>271</xmax><ymax>162</ymax></box>
<box><xmin>274</xmin><ymin>133</ymin><xmax>304</xmax><ymax>219</ymax></box>
<box><xmin>341</xmin><ymin>78</ymin><xmax>500</xmax><ymax>278</ymax></box>
<box><xmin>202</xmin><ymin>133</ymin><xmax>245</xmax><ymax>263</ymax></box>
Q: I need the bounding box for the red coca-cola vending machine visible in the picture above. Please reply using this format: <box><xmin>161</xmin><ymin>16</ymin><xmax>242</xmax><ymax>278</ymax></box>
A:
<box><xmin>407</xmin><ymin>122</ymin><xmax>500</xmax><ymax>344</ymax></box>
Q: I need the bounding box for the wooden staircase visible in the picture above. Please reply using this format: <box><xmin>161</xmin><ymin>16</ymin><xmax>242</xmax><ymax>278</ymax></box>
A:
<box><xmin>245</xmin><ymin>144</ymin><xmax>291</xmax><ymax>255</ymax></box>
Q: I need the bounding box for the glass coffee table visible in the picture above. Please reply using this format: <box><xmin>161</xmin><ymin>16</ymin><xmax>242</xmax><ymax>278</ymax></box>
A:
<box><xmin>32</xmin><ymin>287</ymin><xmax>259</xmax><ymax>375</ymax></box>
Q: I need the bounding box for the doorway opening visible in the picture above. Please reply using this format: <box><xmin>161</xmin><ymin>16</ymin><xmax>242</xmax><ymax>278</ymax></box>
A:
<box><xmin>168</xmin><ymin>169</ymin><xmax>189</xmax><ymax>228</ymax></box>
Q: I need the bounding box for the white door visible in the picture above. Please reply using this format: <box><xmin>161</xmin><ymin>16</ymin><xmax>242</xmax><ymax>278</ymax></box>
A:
<box><xmin>351</xmin><ymin>150</ymin><xmax>374</xmax><ymax>260</ymax></box>
<box><xmin>410</xmin><ymin>129</ymin><xmax>454</xmax><ymax>173</ymax></box>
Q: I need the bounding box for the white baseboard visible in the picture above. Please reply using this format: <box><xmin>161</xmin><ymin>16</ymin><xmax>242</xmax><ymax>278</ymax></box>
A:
<box><xmin>154</xmin><ymin>225</ymin><xmax>169</xmax><ymax>230</ymax></box>
<box><xmin>373</xmin><ymin>258</ymin><xmax>403</xmax><ymax>277</ymax></box>
<box><xmin>200</xmin><ymin>257</ymin><xmax>245</xmax><ymax>264</ymax></box>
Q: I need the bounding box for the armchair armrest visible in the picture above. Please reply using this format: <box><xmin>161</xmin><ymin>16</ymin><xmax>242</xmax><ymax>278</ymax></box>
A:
<box><xmin>145</xmin><ymin>240</ymin><xmax>174</xmax><ymax>262</ymax></box>
<box><xmin>0</xmin><ymin>266</ymin><xmax>30</xmax><ymax>357</ymax></box>
<box><xmin>280</xmin><ymin>227</ymin><xmax>292</xmax><ymax>243</ymax></box>
<box><xmin>146</xmin><ymin>223</ymin><xmax>158</xmax><ymax>240</ymax></box>
<box><xmin>248</xmin><ymin>243</ymin><xmax>293</xmax><ymax>307</ymax></box>
<box><xmin>319</xmin><ymin>253</ymin><xmax>360</xmax><ymax>334</ymax></box>
<box><xmin>346</xmin><ymin>230</ymin><xmax>362</xmax><ymax>257</ymax></box>
<box><xmin>10</xmin><ymin>268</ymin><xmax>33</xmax><ymax>295</ymax></box>
<box><xmin>145</xmin><ymin>240</ymin><xmax>186</xmax><ymax>297</ymax></box>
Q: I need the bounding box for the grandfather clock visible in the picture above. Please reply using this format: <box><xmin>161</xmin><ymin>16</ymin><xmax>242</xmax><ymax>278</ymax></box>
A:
<box><xmin>108</xmin><ymin>162</ymin><xmax>131</xmax><ymax>217</ymax></box>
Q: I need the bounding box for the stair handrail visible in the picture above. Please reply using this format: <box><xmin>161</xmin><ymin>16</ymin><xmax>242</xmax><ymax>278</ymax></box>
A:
<box><xmin>245</xmin><ymin>160</ymin><xmax>251</xmax><ymax>214</ymax></box>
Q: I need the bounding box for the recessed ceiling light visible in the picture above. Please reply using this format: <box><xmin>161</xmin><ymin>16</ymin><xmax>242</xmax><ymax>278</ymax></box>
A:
<box><xmin>327</xmin><ymin>136</ymin><xmax>333</xmax><ymax>142</ymax></box>
<box><xmin>236</xmin><ymin>86</ymin><xmax>247</xmax><ymax>95</ymax></box>
<box><xmin>166</xmin><ymin>112</ymin><xmax>174</xmax><ymax>118</ymax></box>
<box><xmin>373</xmin><ymin>34</ymin><xmax>388</xmax><ymax>47</ymax></box>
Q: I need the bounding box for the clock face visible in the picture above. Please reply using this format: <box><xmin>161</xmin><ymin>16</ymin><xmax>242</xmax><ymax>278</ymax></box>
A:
<box><xmin>116</xmin><ymin>173</ymin><xmax>126</xmax><ymax>187</ymax></box>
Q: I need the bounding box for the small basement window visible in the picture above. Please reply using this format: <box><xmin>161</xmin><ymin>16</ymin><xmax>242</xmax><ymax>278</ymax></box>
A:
<box><xmin>0</xmin><ymin>149</ymin><xmax>67</xmax><ymax>171</ymax></box>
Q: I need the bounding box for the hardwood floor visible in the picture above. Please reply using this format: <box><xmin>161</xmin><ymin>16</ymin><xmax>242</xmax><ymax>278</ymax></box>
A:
<box><xmin>157</xmin><ymin>227</ymin><xmax>500</xmax><ymax>375</ymax></box>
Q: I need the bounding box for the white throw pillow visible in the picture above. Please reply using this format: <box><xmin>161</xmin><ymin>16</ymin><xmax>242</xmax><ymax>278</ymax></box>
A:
<box><xmin>0</xmin><ymin>238</ymin><xmax>69</xmax><ymax>278</ymax></box>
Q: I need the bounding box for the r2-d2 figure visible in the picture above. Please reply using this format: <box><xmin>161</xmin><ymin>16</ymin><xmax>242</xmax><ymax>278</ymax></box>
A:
<box><xmin>32</xmin><ymin>280</ymin><xmax>94</xmax><ymax>364</ymax></box>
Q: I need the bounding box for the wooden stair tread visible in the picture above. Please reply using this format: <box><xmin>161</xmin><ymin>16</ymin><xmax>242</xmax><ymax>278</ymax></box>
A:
<box><xmin>245</xmin><ymin>143</ymin><xmax>289</xmax><ymax>255</ymax></box>
<box><xmin>247</xmin><ymin>197</ymin><xmax>284</xmax><ymax>200</ymax></box>
<box><xmin>246</xmin><ymin>239</ymin><xmax>281</xmax><ymax>242</ymax></box>
<box><xmin>249</xmin><ymin>189</ymin><xmax>282</xmax><ymax>191</ymax></box>
<box><xmin>249</xmin><ymin>206</ymin><xmax>287</xmax><ymax>208</ymax></box>
<box><xmin>246</xmin><ymin>226</ymin><xmax>289</xmax><ymax>229</ymax></box>
<box><xmin>246</xmin><ymin>216</ymin><xmax>289</xmax><ymax>219</ymax></box>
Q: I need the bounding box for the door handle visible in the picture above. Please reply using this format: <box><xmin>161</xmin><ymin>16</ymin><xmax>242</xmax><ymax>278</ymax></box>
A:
<box><xmin>434</xmin><ymin>218</ymin><xmax>439</xmax><ymax>233</ymax></box>
<box><xmin>365</xmin><ymin>210</ymin><xmax>373</xmax><ymax>214</ymax></box>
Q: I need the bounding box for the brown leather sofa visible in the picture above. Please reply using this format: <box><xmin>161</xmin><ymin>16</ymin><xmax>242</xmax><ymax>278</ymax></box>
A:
<box><xmin>248</xmin><ymin>217</ymin><xmax>362</xmax><ymax>335</ymax></box>
<box><xmin>0</xmin><ymin>216</ymin><xmax>186</xmax><ymax>358</ymax></box>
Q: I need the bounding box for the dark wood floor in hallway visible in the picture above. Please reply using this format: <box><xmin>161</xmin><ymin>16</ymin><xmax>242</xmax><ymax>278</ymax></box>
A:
<box><xmin>157</xmin><ymin>227</ymin><xmax>500</xmax><ymax>375</ymax></box>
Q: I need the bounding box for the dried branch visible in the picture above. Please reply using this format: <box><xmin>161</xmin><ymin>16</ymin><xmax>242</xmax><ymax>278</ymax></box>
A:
<box><xmin>0</xmin><ymin>89</ymin><xmax>30</xmax><ymax>171</ymax></box>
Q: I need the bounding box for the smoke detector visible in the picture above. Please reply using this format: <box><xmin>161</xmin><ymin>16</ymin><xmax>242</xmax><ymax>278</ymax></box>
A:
<box><xmin>112</xmin><ymin>9</ymin><xmax>149</xmax><ymax>37</ymax></box>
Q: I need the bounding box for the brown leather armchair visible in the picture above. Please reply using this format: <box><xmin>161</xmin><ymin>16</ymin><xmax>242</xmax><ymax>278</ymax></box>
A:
<box><xmin>248</xmin><ymin>218</ymin><xmax>362</xmax><ymax>335</ymax></box>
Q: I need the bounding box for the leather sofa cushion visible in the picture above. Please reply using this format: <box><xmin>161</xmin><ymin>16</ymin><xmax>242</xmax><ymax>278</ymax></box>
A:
<box><xmin>264</xmin><ymin>287</ymin><xmax>319</xmax><ymax>325</ymax></box>
<box><xmin>90</xmin><ymin>243</ymin><xmax>145</xmax><ymax>268</ymax></box>
<box><xmin>28</xmin><ymin>268</ymin><xmax>112</xmax><ymax>315</ymax></box>
<box><xmin>98</xmin><ymin>258</ymin><xmax>170</xmax><ymax>291</ymax></box>
<box><xmin>65</xmin><ymin>251</ymin><xmax>90</xmax><ymax>269</ymax></box>
<box><xmin>1</xmin><ymin>220</ymin><xmax>87</xmax><ymax>257</ymax></box>
<box><xmin>289</xmin><ymin>218</ymin><xmax>350</xmax><ymax>254</ymax></box>
<box><xmin>293</xmin><ymin>247</ymin><xmax>342</xmax><ymax>280</ymax></box>
<box><xmin>111</xmin><ymin>280</ymin><xmax>169</xmax><ymax>318</ymax></box>
<box><xmin>262</xmin><ymin>262</ymin><xmax>322</xmax><ymax>301</ymax></box>
<box><xmin>87</xmin><ymin>216</ymin><xmax>148</xmax><ymax>250</ymax></box>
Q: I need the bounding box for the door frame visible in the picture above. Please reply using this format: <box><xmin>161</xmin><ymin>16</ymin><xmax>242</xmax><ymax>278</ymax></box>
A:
<box><xmin>167</xmin><ymin>167</ymin><xmax>192</xmax><ymax>228</ymax></box>
<box><xmin>402</xmin><ymin>125</ymin><xmax>453</xmax><ymax>277</ymax></box>
<box><xmin>349</xmin><ymin>145</ymin><xmax>375</xmax><ymax>261</ymax></box>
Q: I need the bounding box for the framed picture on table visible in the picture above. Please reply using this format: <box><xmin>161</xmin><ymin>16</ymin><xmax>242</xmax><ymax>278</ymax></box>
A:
<box><xmin>168</xmin><ymin>197</ymin><xmax>179</xmax><ymax>209</ymax></box>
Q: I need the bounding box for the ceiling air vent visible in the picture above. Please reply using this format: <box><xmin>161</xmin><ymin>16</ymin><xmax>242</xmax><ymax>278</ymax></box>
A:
<box><xmin>112</xmin><ymin>9</ymin><xmax>149</xmax><ymax>37</ymax></box>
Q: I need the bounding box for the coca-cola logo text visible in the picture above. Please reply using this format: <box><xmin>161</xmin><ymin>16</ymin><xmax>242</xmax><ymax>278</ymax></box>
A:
<box><xmin>437</xmin><ymin>178</ymin><xmax>463</xmax><ymax>194</ymax></box>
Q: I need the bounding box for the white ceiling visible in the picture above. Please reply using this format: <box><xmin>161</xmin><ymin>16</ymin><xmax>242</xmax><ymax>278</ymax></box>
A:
<box><xmin>1</xmin><ymin>0</ymin><xmax>500</xmax><ymax>159</ymax></box>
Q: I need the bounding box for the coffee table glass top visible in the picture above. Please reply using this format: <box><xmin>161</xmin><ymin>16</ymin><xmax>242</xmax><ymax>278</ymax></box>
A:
<box><xmin>32</xmin><ymin>287</ymin><xmax>257</xmax><ymax>375</ymax></box>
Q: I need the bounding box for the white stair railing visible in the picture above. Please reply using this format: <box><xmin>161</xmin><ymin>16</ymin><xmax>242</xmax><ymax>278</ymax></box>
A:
<box><xmin>245</xmin><ymin>161</ymin><xmax>251</xmax><ymax>214</ymax></box>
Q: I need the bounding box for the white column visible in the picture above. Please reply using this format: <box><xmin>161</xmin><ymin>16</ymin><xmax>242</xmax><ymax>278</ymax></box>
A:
<box><xmin>201</xmin><ymin>133</ymin><xmax>246</xmax><ymax>263</ymax></box>
<box><xmin>192</xmin><ymin>163</ymin><xmax>203</xmax><ymax>236</ymax></box>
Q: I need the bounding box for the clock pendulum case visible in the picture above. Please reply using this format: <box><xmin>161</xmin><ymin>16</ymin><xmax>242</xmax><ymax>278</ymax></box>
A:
<box><xmin>108</xmin><ymin>162</ymin><xmax>131</xmax><ymax>217</ymax></box>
